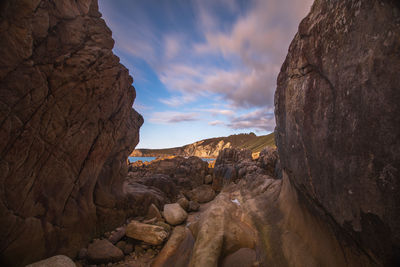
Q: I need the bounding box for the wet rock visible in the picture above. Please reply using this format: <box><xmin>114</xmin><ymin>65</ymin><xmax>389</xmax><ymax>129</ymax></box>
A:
<box><xmin>26</xmin><ymin>255</ymin><xmax>76</xmax><ymax>267</ymax></box>
<box><xmin>87</xmin><ymin>239</ymin><xmax>124</xmax><ymax>264</ymax></box>
<box><xmin>177</xmin><ymin>197</ymin><xmax>190</xmax><ymax>211</ymax></box>
<box><xmin>186</xmin><ymin>185</ymin><xmax>216</xmax><ymax>203</ymax></box>
<box><xmin>126</xmin><ymin>220</ymin><xmax>168</xmax><ymax>245</ymax></box>
<box><xmin>163</xmin><ymin>203</ymin><xmax>188</xmax><ymax>225</ymax></box>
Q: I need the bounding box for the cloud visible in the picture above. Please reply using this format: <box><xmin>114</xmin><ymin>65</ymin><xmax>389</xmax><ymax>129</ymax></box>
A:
<box><xmin>199</xmin><ymin>108</ymin><xmax>234</xmax><ymax>116</ymax></box>
<box><xmin>226</xmin><ymin>108</ymin><xmax>276</xmax><ymax>131</ymax></box>
<box><xmin>208</xmin><ymin>120</ymin><xmax>224</xmax><ymax>126</ymax></box>
<box><xmin>148</xmin><ymin>111</ymin><xmax>199</xmax><ymax>124</ymax></box>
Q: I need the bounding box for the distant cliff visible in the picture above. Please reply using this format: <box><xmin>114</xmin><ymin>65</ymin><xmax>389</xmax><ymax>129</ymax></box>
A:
<box><xmin>131</xmin><ymin>133</ymin><xmax>275</xmax><ymax>158</ymax></box>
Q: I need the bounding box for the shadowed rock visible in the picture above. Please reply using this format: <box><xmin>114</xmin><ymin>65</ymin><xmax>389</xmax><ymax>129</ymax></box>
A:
<box><xmin>0</xmin><ymin>0</ymin><xmax>143</xmax><ymax>265</ymax></box>
<box><xmin>275</xmin><ymin>0</ymin><xmax>400</xmax><ymax>265</ymax></box>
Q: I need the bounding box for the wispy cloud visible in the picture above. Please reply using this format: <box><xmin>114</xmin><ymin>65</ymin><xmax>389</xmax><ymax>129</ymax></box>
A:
<box><xmin>208</xmin><ymin>120</ymin><xmax>224</xmax><ymax>126</ymax></box>
<box><xmin>148</xmin><ymin>111</ymin><xmax>199</xmax><ymax>124</ymax></box>
<box><xmin>227</xmin><ymin>108</ymin><xmax>275</xmax><ymax>132</ymax></box>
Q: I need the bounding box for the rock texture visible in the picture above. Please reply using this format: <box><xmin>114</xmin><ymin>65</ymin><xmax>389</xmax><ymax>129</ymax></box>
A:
<box><xmin>87</xmin><ymin>239</ymin><xmax>124</xmax><ymax>264</ymax></box>
<box><xmin>0</xmin><ymin>0</ymin><xmax>143</xmax><ymax>265</ymax></box>
<box><xmin>26</xmin><ymin>255</ymin><xmax>76</xmax><ymax>267</ymax></box>
<box><xmin>275</xmin><ymin>0</ymin><xmax>400</xmax><ymax>265</ymax></box>
<box><xmin>125</xmin><ymin>220</ymin><xmax>168</xmax><ymax>245</ymax></box>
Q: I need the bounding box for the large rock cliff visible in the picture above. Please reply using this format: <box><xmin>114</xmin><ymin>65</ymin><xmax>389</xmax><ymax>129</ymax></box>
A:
<box><xmin>0</xmin><ymin>0</ymin><xmax>143</xmax><ymax>265</ymax></box>
<box><xmin>275</xmin><ymin>0</ymin><xmax>400</xmax><ymax>265</ymax></box>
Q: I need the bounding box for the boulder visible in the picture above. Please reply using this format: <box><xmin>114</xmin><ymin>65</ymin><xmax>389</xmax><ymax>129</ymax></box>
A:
<box><xmin>0</xmin><ymin>0</ymin><xmax>143</xmax><ymax>265</ymax></box>
<box><xmin>163</xmin><ymin>203</ymin><xmax>188</xmax><ymax>225</ymax></box>
<box><xmin>275</xmin><ymin>0</ymin><xmax>400</xmax><ymax>265</ymax></box>
<box><xmin>87</xmin><ymin>239</ymin><xmax>124</xmax><ymax>264</ymax></box>
<box><xmin>126</xmin><ymin>220</ymin><xmax>168</xmax><ymax>245</ymax></box>
<box><xmin>186</xmin><ymin>185</ymin><xmax>216</xmax><ymax>203</ymax></box>
<box><xmin>26</xmin><ymin>255</ymin><xmax>76</xmax><ymax>267</ymax></box>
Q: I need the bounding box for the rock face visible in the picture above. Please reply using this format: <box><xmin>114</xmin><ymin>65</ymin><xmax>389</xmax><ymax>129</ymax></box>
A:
<box><xmin>275</xmin><ymin>0</ymin><xmax>400</xmax><ymax>265</ymax></box>
<box><xmin>0</xmin><ymin>0</ymin><xmax>143</xmax><ymax>265</ymax></box>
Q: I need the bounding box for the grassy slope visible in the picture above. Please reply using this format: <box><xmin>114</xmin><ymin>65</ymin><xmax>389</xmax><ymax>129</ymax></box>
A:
<box><xmin>132</xmin><ymin>133</ymin><xmax>275</xmax><ymax>156</ymax></box>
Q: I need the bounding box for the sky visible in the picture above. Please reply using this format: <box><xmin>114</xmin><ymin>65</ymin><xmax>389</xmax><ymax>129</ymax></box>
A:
<box><xmin>98</xmin><ymin>0</ymin><xmax>313</xmax><ymax>149</ymax></box>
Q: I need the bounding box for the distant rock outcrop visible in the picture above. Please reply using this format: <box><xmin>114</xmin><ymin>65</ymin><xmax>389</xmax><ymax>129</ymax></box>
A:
<box><xmin>275</xmin><ymin>0</ymin><xmax>400</xmax><ymax>265</ymax></box>
<box><xmin>0</xmin><ymin>0</ymin><xmax>143</xmax><ymax>265</ymax></box>
<box><xmin>131</xmin><ymin>132</ymin><xmax>275</xmax><ymax>158</ymax></box>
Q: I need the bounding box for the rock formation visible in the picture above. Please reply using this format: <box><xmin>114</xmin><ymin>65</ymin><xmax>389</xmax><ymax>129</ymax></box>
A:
<box><xmin>275</xmin><ymin>0</ymin><xmax>400</xmax><ymax>265</ymax></box>
<box><xmin>130</xmin><ymin>132</ymin><xmax>275</xmax><ymax>158</ymax></box>
<box><xmin>0</xmin><ymin>0</ymin><xmax>143</xmax><ymax>265</ymax></box>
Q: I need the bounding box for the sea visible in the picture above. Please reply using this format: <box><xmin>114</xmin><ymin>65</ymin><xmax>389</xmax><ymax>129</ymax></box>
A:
<box><xmin>128</xmin><ymin>156</ymin><xmax>215</xmax><ymax>163</ymax></box>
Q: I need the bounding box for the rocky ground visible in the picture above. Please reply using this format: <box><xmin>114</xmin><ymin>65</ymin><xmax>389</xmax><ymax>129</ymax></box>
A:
<box><xmin>58</xmin><ymin>147</ymin><xmax>280</xmax><ymax>267</ymax></box>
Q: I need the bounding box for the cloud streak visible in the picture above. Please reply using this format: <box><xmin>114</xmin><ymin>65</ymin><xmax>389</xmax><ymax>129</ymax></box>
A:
<box><xmin>148</xmin><ymin>111</ymin><xmax>199</xmax><ymax>124</ymax></box>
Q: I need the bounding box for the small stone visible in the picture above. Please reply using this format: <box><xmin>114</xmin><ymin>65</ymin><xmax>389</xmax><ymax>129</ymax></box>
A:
<box><xmin>115</xmin><ymin>241</ymin><xmax>126</xmax><ymax>251</ymax></box>
<box><xmin>154</xmin><ymin>221</ymin><xmax>172</xmax><ymax>233</ymax></box>
<box><xmin>177</xmin><ymin>197</ymin><xmax>189</xmax><ymax>211</ymax></box>
<box><xmin>135</xmin><ymin>245</ymin><xmax>145</xmax><ymax>255</ymax></box>
<box><xmin>163</xmin><ymin>203</ymin><xmax>188</xmax><ymax>225</ymax></box>
<box><xmin>77</xmin><ymin>247</ymin><xmax>87</xmax><ymax>260</ymax></box>
<box><xmin>189</xmin><ymin>201</ymin><xmax>200</xmax><ymax>211</ymax></box>
<box><xmin>108</xmin><ymin>226</ymin><xmax>126</xmax><ymax>244</ymax></box>
<box><xmin>123</xmin><ymin>243</ymin><xmax>134</xmax><ymax>255</ymax></box>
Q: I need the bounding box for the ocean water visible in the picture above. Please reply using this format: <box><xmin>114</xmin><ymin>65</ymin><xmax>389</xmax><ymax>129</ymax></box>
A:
<box><xmin>128</xmin><ymin>156</ymin><xmax>215</xmax><ymax>163</ymax></box>
<box><xmin>128</xmin><ymin>156</ymin><xmax>156</xmax><ymax>163</ymax></box>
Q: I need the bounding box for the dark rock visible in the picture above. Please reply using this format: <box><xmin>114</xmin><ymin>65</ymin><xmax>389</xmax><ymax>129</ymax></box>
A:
<box><xmin>123</xmin><ymin>243</ymin><xmax>134</xmax><ymax>255</ymax></box>
<box><xmin>108</xmin><ymin>226</ymin><xmax>126</xmax><ymax>245</ymax></box>
<box><xmin>87</xmin><ymin>239</ymin><xmax>124</xmax><ymax>264</ymax></box>
<box><xmin>146</xmin><ymin>203</ymin><xmax>163</xmax><ymax>221</ymax></box>
<box><xmin>177</xmin><ymin>197</ymin><xmax>190</xmax><ymax>211</ymax></box>
<box><xmin>188</xmin><ymin>201</ymin><xmax>200</xmax><ymax>212</ymax></box>
<box><xmin>275</xmin><ymin>0</ymin><xmax>400</xmax><ymax>265</ymax></box>
<box><xmin>0</xmin><ymin>0</ymin><xmax>143</xmax><ymax>265</ymax></box>
<box><xmin>26</xmin><ymin>255</ymin><xmax>76</xmax><ymax>267</ymax></box>
<box><xmin>77</xmin><ymin>248</ymin><xmax>88</xmax><ymax>260</ymax></box>
<box><xmin>115</xmin><ymin>241</ymin><xmax>126</xmax><ymax>251</ymax></box>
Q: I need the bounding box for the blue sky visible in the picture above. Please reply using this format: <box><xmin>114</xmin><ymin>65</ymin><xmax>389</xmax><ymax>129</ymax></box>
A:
<box><xmin>98</xmin><ymin>0</ymin><xmax>313</xmax><ymax>149</ymax></box>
